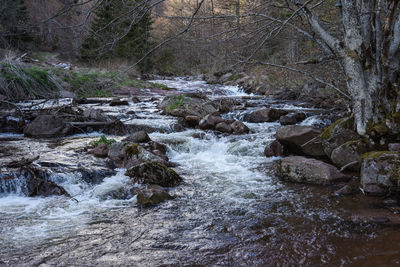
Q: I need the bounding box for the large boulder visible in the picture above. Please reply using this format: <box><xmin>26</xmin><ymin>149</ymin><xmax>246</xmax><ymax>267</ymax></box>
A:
<box><xmin>215</xmin><ymin>122</ymin><xmax>232</xmax><ymax>133</ymax></box>
<box><xmin>125</xmin><ymin>161</ymin><xmax>182</xmax><ymax>187</ymax></box>
<box><xmin>243</xmin><ymin>108</ymin><xmax>288</xmax><ymax>123</ymax></box>
<box><xmin>360</xmin><ymin>151</ymin><xmax>400</xmax><ymax>195</ymax></box>
<box><xmin>276</xmin><ymin>156</ymin><xmax>347</xmax><ymax>185</ymax></box>
<box><xmin>321</xmin><ymin>117</ymin><xmax>359</xmax><ymax>158</ymax></box>
<box><xmin>275</xmin><ymin>125</ymin><xmax>325</xmax><ymax>156</ymax></box>
<box><xmin>24</xmin><ymin>115</ymin><xmax>71</xmax><ymax>138</ymax></box>
<box><xmin>331</xmin><ymin>140</ymin><xmax>368</xmax><ymax>171</ymax></box>
<box><xmin>136</xmin><ymin>185</ymin><xmax>174</xmax><ymax>206</ymax></box>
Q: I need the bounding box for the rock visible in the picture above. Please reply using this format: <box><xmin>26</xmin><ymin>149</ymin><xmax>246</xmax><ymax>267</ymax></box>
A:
<box><xmin>264</xmin><ymin>140</ymin><xmax>284</xmax><ymax>157</ymax></box>
<box><xmin>59</xmin><ymin>90</ymin><xmax>76</xmax><ymax>98</ymax></box>
<box><xmin>279</xmin><ymin>114</ymin><xmax>297</xmax><ymax>125</ymax></box>
<box><xmin>330</xmin><ymin>140</ymin><xmax>368</xmax><ymax>171</ymax></box>
<box><xmin>293</xmin><ymin>112</ymin><xmax>306</xmax><ymax>122</ymax></box>
<box><xmin>275</xmin><ymin>125</ymin><xmax>324</xmax><ymax>156</ymax></box>
<box><xmin>132</xmin><ymin>96</ymin><xmax>141</xmax><ymax>103</ymax></box>
<box><xmin>389</xmin><ymin>143</ymin><xmax>400</xmax><ymax>152</ymax></box>
<box><xmin>24</xmin><ymin>115</ymin><xmax>71</xmax><ymax>138</ymax></box>
<box><xmin>360</xmin><ymin>151</ymin><xmax>400</xmax><ymax>195</ymax></box>
<box><xmin>83</xmin><ymin>108</ymin><xmax>112</xmax><ymax>122</ymax></box>
<box><xmin>276</xmin><ymin>156</ymin><xmax>347</xmax><ymax>185</ymax></box>
<box><xmin>125</xmin><ymin>161</ymin><xmax>182</xmax><ymax>187</ymax></box>
<box><xmin>320</xmin><ymin>117</ymin><xmax>359</xmax><ymax>158</ymax></box>
<box><xmin>210</xmin><ymin>98</ymin><xmax>240</xmax><ymax>113</ymax></box>
<box><xmin>243</xmin><ymin>108</ymin><xmax>288</xmax><ymax>123</ymax></box>
<box><xmin>89</xmin><ymin>143</ymin><xmax>109</xmax><ymax>158</ymax></box>
<box><xmin>219</xmin><ymin>72</ymin><xmax>233</xmax><ymax>83</ymax></box>
<box><xmin>122</xmin><ymin>131</ymin><xmax>151</xmax><ymax>143</ymax></box>
<box><xmin>110</xmin><ymin>98</ymin><xmax>129</xmax><ymax>106</ymax></box>
<box><xmin>199</xmin><ymin>115</ymin><xmax>224</xmax><ymax>130</ymax></box>
<box><xmin>185</xmin><ymin>115</ymin><xmax>201</xmax><ymax>127</ymax></box>
<box><xmin>215</xmin><ymin>122</ymin><xmax>232</xmax><ymax>133</ymax></box>
<box><xmin>158</xmin><ymin>93</ymin><xmax>218</xmax><ymax>117</ymax></box>
<box><xmin>0</xmin><ymin>164</ymin><xmax>69</xmax><ymax>197</ymax></box>
<box><xmin>136</xmin><ymin>185</ymin><xmax>174</xmax><ymax>206</ymax></box>
<box><xmin>103</xmin><ymin>120</ymin><xmax>130</xmax><ymax>135</ymax></box>
<box><xmin>334</xmin><ymin>185</ymin><xmax>353</xmax><ymax>195</ymax></box>
<box><xmin>230</xmin><ymin>120</ymin><xmax>250</xmax><ymax>135</ymax></box>
<box><xmin>108</xmin><ymin>141</ymin><xmax>166</xmax><ymax>168</ymax></box>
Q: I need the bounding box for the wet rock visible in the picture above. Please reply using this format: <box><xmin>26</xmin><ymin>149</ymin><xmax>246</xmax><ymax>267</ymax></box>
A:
<box><xmin>125</xmin><ymin>161</ymin><xmax>182</xmax><ymax>187</ymax></box>
<box><xmin>24</xmin><ymin>115</ymin><xmax>71</xmax><ymax>138</ymax></box>
<box><xmin>293</xmin><ymin>112</ymin><xmax>306</xmax><ymax>122</ymax></box>
<box><xmin>89</xmin><ymin>143</ymin><xmax>109</xmax><ymax>158</ymax></box>
<box><xmin>230</xmin><ymin>120</ymin><xmax>250</xmax><ymax>135</ymax></box>
<box><xmin>137</xmin><ymin>185</ymin><xmax>174</xmax><ymax>206</ymax></box>
<box><xmin>264</xmin><ymin>140</ymin><xmax>283</xmax><ymax>157</ymax></box>
<box><xmin>110</xmin><ymin>98</ymin><xmax>129</xmax><ymax>106</ymax></box>
<box><xmin>320</xmin><ymin>117</ymin><xmax>359</xmax><ymax>158</ymax></box>
<box><xmin>83</xmin><ymin>108</ymin><xmax>112</xmax><ymax>122</ymax></box>
<box><xmin>0</xmin><ymin>164</ymin><xmax>69</xmax><ymax>197</ymax></box>
<box><xmin>279</xmin><ymin>114</ymin><xmax>297</xmax><ymax>125</ymax></box>
<box><xmin>210</xmin><ymin>98</ymin><xmax>240</xmax><ymax>113</ymax></box>
<box><xmin>334</xmin><ymin>185</ymin><xmax>353</xmax><ymax>195</ymax></box>
<box><xmin>276</xmin><ymin>156</ymin><xmax>347</xmax><ymax>185</ymax></box>
<box><xmin>132</xmin><ymin>96</ymin><xmax>141</xmax><ymax>103</ymax></box>
<box><xmin>389</xmin><ymin>143</ymin><xmax>400</xmax><ymax>152</ymax></box>
<box><xmin>158</xmin><ymin>93</ymin><xmax>218</xmax><ymax>117</ymax></box>
<box><xmin>243</xmin><ymin>108</ymin><xmax>287</xmax><ymax>123</ymax></box>
<box><xmin>185</xmin><ymin>115</ymin><xmax>201</xmax><ymax>127</ymax></box>
<box><xmin>215</xmin><ymin>122</ymin><xmax>232</xmax><ymax>133</ymax></box>
<box><xmin>108</xmin><ymin>141</ymin><xmax>167</xmax><ymax>168</ymax></box>
<box><xmin>331</xmin><ymin>140</ymin><xmax>368</xmax><ymax>172</ymax></box>
<box><xmin>360</xmin><ymin>151</ymin><xmax>400</xmax><ymax>195</ymax></box>
<box><xmin>199</xmin><ymin>115</ymin><xmax>224</xmax><ymax>130</ymax></box>
<box><xmin>103</xmin><ymin>119</ymin><xmax>130</xmax><ymax>135</ymax></box>
<box><xmin>122</xmin><ymin>131</ymin><xmax>151</xmax><ymax>143</ymax></box>
<box><xmin>275</xmin><ymin>125</ymin><xmax>324</xmax><ymax>156</ymax></box>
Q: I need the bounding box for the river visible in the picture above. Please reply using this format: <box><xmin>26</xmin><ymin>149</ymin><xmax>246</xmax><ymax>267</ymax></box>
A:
<box><xmin>1</xmin><ymin>78</ymin><xmax>400</xmax><ymax>266</ymax></box>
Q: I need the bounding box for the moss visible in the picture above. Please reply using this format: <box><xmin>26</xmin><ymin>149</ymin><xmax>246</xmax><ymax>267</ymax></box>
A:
<box><xmin>125</xmin><ymin>143</ymin><xmax>139</xmax><ymax>157</ymax></box>
<box><xmin>321</xmin><ymin>117</ymin><xmax>347</xmax><ymax>139</ymax></box>
<box><xmin>362</xmin><ymin>151</ymin><xmax>400</xmax><ymax>161</ymax></box>
<box><xmin>151</xmin><ymin>83</ymin><xmax>175</xmax><ymax>90</ymax></box>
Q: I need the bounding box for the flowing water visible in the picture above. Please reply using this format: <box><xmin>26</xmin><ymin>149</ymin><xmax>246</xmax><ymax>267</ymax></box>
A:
<box><xmin>1</xmin><ymin>78</ymin><xmax>400</xmax><ymax>266</ymax></box>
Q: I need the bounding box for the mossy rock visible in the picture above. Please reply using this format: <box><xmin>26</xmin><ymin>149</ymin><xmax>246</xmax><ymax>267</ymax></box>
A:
<box><xmin>125</xmin><ymin>161</ymin><xmax>182</xmax><ymax>187</ymax></box>
<box><xmin>361</xmin><ymin>151</ymin><xmax>400</xmax><ymax>195</ymax></box>
<box><xmin>125</xmin><ymin>143</ymin><xmax>139</xmax><ymax>157</ymax></box>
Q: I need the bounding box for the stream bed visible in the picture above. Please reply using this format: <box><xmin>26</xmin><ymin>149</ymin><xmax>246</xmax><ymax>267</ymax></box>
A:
<box><xmin>1</xmin><ymin>78</ymin><xmax>400</xmax><ymax>266</ymax></box>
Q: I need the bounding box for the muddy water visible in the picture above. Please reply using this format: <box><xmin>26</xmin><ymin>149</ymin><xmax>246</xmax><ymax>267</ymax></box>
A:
<box><xmin>1</xmin><ymin>78</ymin><xmax>400</xmax><ymax>266</ymax></box>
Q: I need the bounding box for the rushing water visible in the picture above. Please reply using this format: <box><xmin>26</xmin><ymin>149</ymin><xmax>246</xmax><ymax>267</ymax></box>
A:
<box><xmin>1</xmin><ymin>78</ymin><xmax>400</xmax><ymax>266</ymax></box>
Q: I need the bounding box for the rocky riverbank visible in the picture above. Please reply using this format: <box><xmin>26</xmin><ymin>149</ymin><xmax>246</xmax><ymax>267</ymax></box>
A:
<box><xmin>1</xmin><ymin>77</ymin><xmax>400</xmax><ymax>265</ymax></box>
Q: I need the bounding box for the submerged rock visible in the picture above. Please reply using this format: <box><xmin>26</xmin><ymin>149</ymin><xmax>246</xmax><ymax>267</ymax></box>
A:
<box><xmin>125</xmin><ymin>161</ymin><xmax>182</xmax><ymax>187</ymax></box>
<box><xmin>361</xmin><ymin>151</ymin><xmax>400</xmax><ymax>195</ymax></box>
<box><xmin>276</xmin><ymin>156</ymin><xmax>347</xmax><ymax>185</ymax></box>
<box><xmin>137</xmin><ymin>185</ymin><xmax>174</xmax><ymax>206</ymax></box>
<box><xmin>24</xmin><ymin>115</ymin><xmax>71</xmax><ymax>138</ymax></box>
